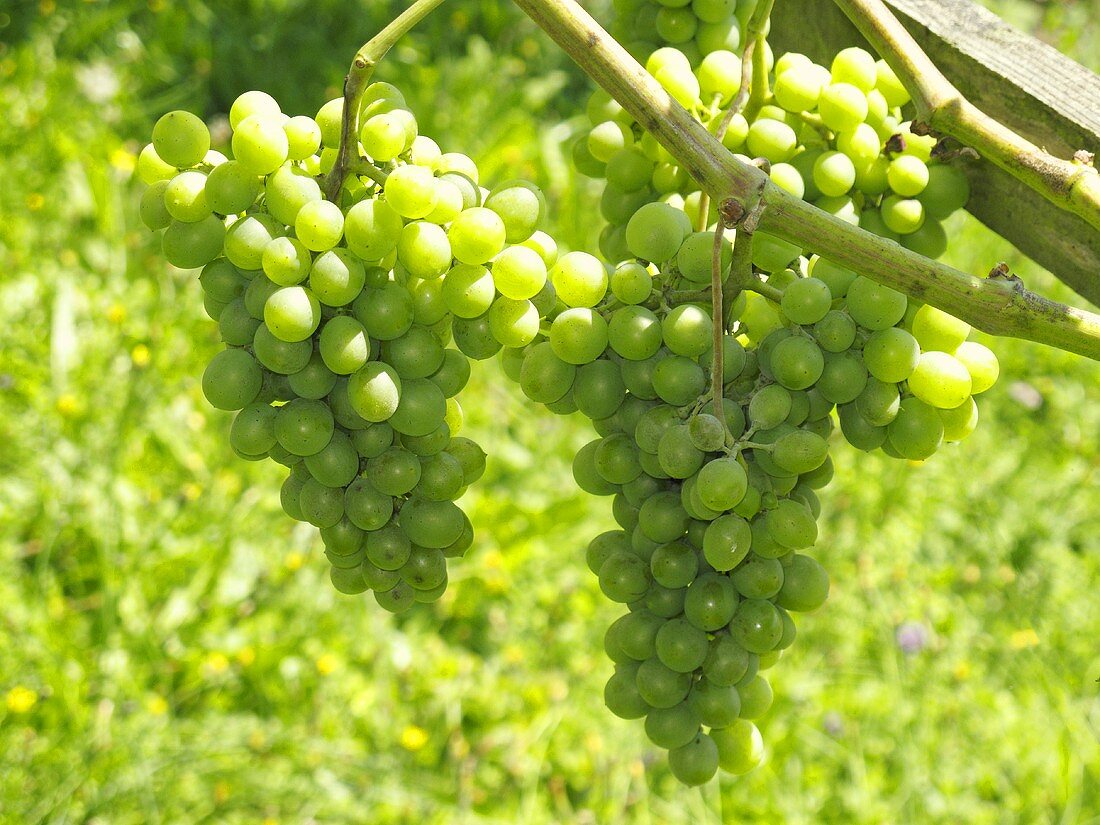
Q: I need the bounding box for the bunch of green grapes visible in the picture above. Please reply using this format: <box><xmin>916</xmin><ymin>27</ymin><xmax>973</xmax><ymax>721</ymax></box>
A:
<box><xmin>549</xmin><ymin>13</ymin><xmax>995</xmax><ymax>786</ymax></box>
<box><xmin>495</xmin><ymin>193</ymin><xmax>997</xmax><ymax>784</ymax></box>
<box><xmin>135</xmin><ymin>83</ymin><xmax>560</xmax><ymax>611</ymax></box>
<box><xmin>578</xmin><ymin>42</ymin><xmax>971</xmax><ymax>267</ymax></box>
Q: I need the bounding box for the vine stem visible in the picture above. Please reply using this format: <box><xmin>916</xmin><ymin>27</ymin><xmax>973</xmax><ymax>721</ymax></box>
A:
<box><xmin>323</xmin><ymin>0</ymin><xmax>448</xmax><ymax>201</ymax></box>
<box><xmin>833</xmin><ymin>0</ymin><xmax>1100</xmax><ymax>234</ymax></box>
<box><xmin>511</xmin><ymin>0</ymin><xmax>1100</xmax><ymax>360</ymax></box>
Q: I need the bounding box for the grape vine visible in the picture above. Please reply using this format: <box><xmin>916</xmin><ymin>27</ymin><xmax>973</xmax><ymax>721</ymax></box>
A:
<box><xmin>131</xmin><ymin>0</ymin><xmax>1100</xmax><ymax>791</ymax></box>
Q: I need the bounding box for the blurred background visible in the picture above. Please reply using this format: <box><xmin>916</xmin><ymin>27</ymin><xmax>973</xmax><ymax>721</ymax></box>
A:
<box><xmin>1</xmin><ymin>1</ymin><xmax>1098</xmax><ymax>822</ymax></box>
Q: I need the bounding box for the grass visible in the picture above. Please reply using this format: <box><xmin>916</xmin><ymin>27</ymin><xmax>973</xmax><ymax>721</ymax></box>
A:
<box><xmin>0</xmin><ymin>1</ymin><xmax>1097</xmax><ymax>822</ymax></box>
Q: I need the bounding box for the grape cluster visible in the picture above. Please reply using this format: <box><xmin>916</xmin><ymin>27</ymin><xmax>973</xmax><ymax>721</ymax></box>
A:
<box><xmin>578</xmin><ymin>43</ymin><xmax>971</xmax><ymax>268</ymax></box>
<box><xmin>552</xmin><ymin>16</ymin><xmax>999</xmax><ymax>785</ymax></box>
<box><xmin>136</xmin><ymin>84</ymin><xmax>562</xmax><ymax>611</ymax></box>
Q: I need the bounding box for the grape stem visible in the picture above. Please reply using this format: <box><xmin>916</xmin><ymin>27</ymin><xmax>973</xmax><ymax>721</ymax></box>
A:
<box><xmin>349</xmin><ymin>159</ymin><xmax>390</xmax><ymax>187</ymax></box>
<box><xmin>323</xmin><ymin>0</ymin><xmax>448</xmax><ymax>202</ymax></box>
<box><xmin>833</xmin><ymin>0</ymin><xmax>1100</xmax><ymax>235</ymax></box>
<box><xmin>512</xmin><ymin>0</ymin><xmax>1100</xmax><ymax>360</ymax></box>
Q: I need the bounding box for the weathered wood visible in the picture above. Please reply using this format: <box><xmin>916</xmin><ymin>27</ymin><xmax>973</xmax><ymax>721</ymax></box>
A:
<box><xmin>769</xmin><ymin>0</ymin><xmax>1100</xmax><ymax>307</ymax></box>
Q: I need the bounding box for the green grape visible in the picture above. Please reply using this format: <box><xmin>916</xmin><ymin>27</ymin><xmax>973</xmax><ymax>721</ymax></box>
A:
<box><xmin>348</xmin><ymin>362</ymin><xmax>402</xmax><ymax>422</ymax></box>
<box><xmin>661</xmin><ymin>305</ymin><xmax>712</xmax><ymax>359</ymax></box>
<box><xmin>230</xmin><ymin>401</ymin><xmax>277</xmax><ymax>456</ymax></box>
<box><xmin>875</xmin><ymin>58</ymin><xmax>910</xmax><ymax>106</ymax></box>
<box><xmin>769</xmin><ymin>162</ymin><xmax>806</xmax><ymax>198</ymax></box>
<box><xmin>492</xmin><ymin>245</ymin><xmax>547</xmax><ymax>300</ymax></box>
<box><xmin>353</xmin><ymin>283</ymin><xmax>415</xmax><ymax>341</ymax></box>
<box><xmin>374</xmin><ymin>581</ymin><xmax>417</xmax><ymax>613</ymax></box>
<box><xmin>908</xmin><ymin>351</ymin><xmax>972</xmax><ymax>409</ymax></box>
<box><xmin>887</xmin><ymin>396</ymin><xmax>944</xmax><ymax>459</ymax></box>
<box><xmin>809</xmin><ymin>256</ymin><xmax>858</xmax><ymax>297</ymax></box>
<box><xmin>202</xmin><ymin>348</ymin><xmax>262</xmax><ymax>410</ymax></box>
<box><xmin>428</xmin><ymin>349</ymin><xmax>472</xmax><ymax>398</ymax></box>
<box><xmin>200</xmin><ymin>259</ymin><xmax>247</xmax><ymax>303</ymax></box>
<box><xmin>163</xmin><ymin>170</ymin><xmax>211</xmax><ymax>223</ymax></box>
<box><xmin>711</xmin><ymin>719</ymin><xmax>764</xmax><ymax>774</ymax></box>
<box><xmin>912</xmin><ymin>304</ymin><xmax>971</xmax><ymax>352</ymax></box>
<box><xmin>658</xmin><ymin>424</ymin><xmax>706</xmax><ymax>479</ymax></box>
<box><xmin>264</xmin><ymin>286</ymin><xmax>321</xmax><ymax>343</ymax></box>
<box><xmin>384</xmin><ymin>164</ymin><xmax>438</xmax><ymax>219</ymax></box>
<box><xmin>887</xmin><ymin>154</ymin><xmax>930</xmax><ymax>197</ymax></box>
<box><xmin>688</xmin><ymin>676</ymin><xmax>741</xmax><ymax>728</ymax></box>
<box><xmin>940</xmin><ymin>396</ymin><xmax>979</xmax><ymax>441</ymax></box>
<box><xmin>765</xmin><ymin>498</ymin><xmax>818</xmax><ymax>549</ymax></box>
<box><xmin>684</xmin><ymin>573</ymin><xmax>739</xmax><ymax>631</ymax></box>
<box><xmin>919</xmin><ymin>163</ymin><xmax>971</xmax><ymax>218</ymax></box>
<box><xmin>812</xmin><ymin>151</ymin><xmax>856</xmax><ymax>198</ymax></box>
<box><xmin>775</xmin><ymin>553</ymin><xmax>829</xmax><ymax>611</ymax></box>
<box><xmin>652</xmin><ymin>355</ymin><xmax>706</xmax><ymax>405</ymax></box>
<box><xmin>818</xmin><ymin>83</ymin><xmax>869</xmax><ymax>132</ymax></box>
<box><xmin>316</xmin><ymin>316</ymin><xmax>368</xmax><ymax>375</ymax></box>
<box><xmin>729</xmin><ymin>598</ymin><xmax>782</xmax><ymax>654</ymax></box>
<box><xmin>881</xmin><ymin>194</ymin><xmax>925</xmax><ymax>235</ymax></box>
<box><xmin>551</xmin><ymin>251</ymin><xmax>608</xmax><ymax>308</ymax></box>
<box><xmin>224</xmin><ymin>213</ymin><xmax>282</xmax><ymax>271</ymax></box>
<box><xmin>228</xmin><ymin>90</ymin><xmax>280</xmax><ymax>129</ymax></box>
<box><xmin>152</xmin><ymin>110</ymin><xmax>210</xmax><ymax>168</ymax></box>
<box><xmin>368</xmin><ymin>447</ymin><xmax>423</xmax><ymax>496</ymax></box>
<box><xmin>769</xmin><ymin>336</ymin><xmax>824</xmax><ymax>391</ymax></box>
<box><xmin>485</xmin><ymin>180</ymin><xmax>545</xmax><ymax>242</ymax></box>
<box><xmin>275</xmin><ymin>398</ymin><xmax>334</xmax><ymax>457</ymax></box>
<box><xmin>645</xmin><ymin>702</ymin><xmax>701</xmax><ymax>749</ymax></box>
<box><xmin>360</xmin><ymin>112</ymin><xmax>409</xmax><ymax>162</ymax></box>
<box><xmin>703</xmin><ymin>515</ymin><xmax>752</xmax><ymax>572</ymax></box>
<box><xmin>265</xmin><ymin>164</ymin><xmax>321</xmax><ymax>226</ymax></box>
<box><xmin>137</xmin><ymin>143</ymin><xmax>177</xmax><ymax>184</ymax></box>
<box><xmin>774</xmin><ymin>63</ymin><xmax>827</xmax><ymax>112</ymax></box>
<box><xmin>751</xmin><ymin>232</ymin><xmax>801</xmax><ymax>273</ymax></box>
<box><xmin>738</xmin><ymin>675</ymin><xmax>774</xmax><ymax>719</ymax></box>
<box><xmin>746</xmin><ymin>118</ymin><xmax>798</xmax><ymax>163</ymax></box>
<box><xmin>401</xmin><ymin>498</ymin><xmax>465</xmax><ymax>549</ymax></box>
<box><xmin>344</xmin><ymin>480</ymin><xmax>393</xmax><ymax>533</ymax></box>
<box><xmin>609</xmin><ymin>306</ymin><xmax>663</xmax><ymax>361</ymax></box>
<box><xmin>599</xmin><ymin>552</ymin><xmax>652</xmax><ymax>603</ymax></box>
<box><xmin>295</xmin><ymin>199</ymin><xmax>344</xmax><ymax>252</ymax></box>
<box><xmin>162</xmin><ymin>216</ymin><xmax>226</xmax><ymax>270</ymax></box>
<box><xmin>863</xmin><ymin>327</ymin><xmax>919</xmax><ymax>382</ymax></box>
<box><xmin>650</xmin><ymin>541</ymin><xmax>699</xmax><ymax>589</ymax></box>
<box><xmin>232</xmin><ymin>115</ymin><xmax>289</xmax><ymax>175</ymax></box>
<box><xmin>781</xmin><ymin>277</ymin><xmax>832</xmax><ymax>325</ymax></box>
<box><xmin>285</xmin><ymin>351</ymin><xmax>336</xmax><ymax>400</ymax></box>
<box><xmin>345</xmin><ymin>199</ymin><xmax>403</xmax><ymax>261</ymax></box>
<box><xmin>953</xmin><ymin>341</ymin><xmax>998</xmax><ymax>393</ymax></box>
<box><xmin>139</xmin><ymin>180</ymin><xmax>173</xmax><ymax>230</ymax></box>
<box><xmin>305</xmin><ymin>430</ymin><xmax>359</xmax><ymax>487</ymax></box>
<box><xmin>836</xmin><ymin>123</ymin><xmax>882</xmax><ymax>165</ymax></box>
<box><xmin>549</xmin><ymin>308</ymin><xmax>608</xmax><ymax>365</ymax></box>
<box><xmin>439</xmin><ymin>263</ymin><xmax>493</xmax><ymax>319</ymax></box>
<box><xmin>574</xmin><ymin>360</ymin><xmax>627</xmax><ymax>420</ymax></box>
<box><xmin>261</xmin><ymin>236</ymin><xmax>311</xmax><ymax>286</ymax></box>
<box><xmin>447</xmin><ymin>207</ymin><xmax>507</xmax><ymax>265</ymax></box>
<box><xmin>636</xmin><ymin>656</ymin><xmax>692</xmax><ymax>708</ymax></box>
<box><xmin>655</xmin><ymin>617</ymin><xmax>709</xmax><ymax>672</ymax></box>
<box><xmin>219</xmin><ymin>299</ymin><xmax>260</xmax><ymax>346</ymax></box>
<box><xmin>817</xmin><ymin>351</ymin><xmax>867</xmax><ymax>404</ymax></box>
<box><xmin>773</xmin><ymin>430</ymin><xmax>829</xmax><ymax>474</ymax></box>
<box><xmin>389</xmin><ymin>377</ymin><xmax>446</xmax><ymax>436</ymax></box>
<box><xmin>731</xmin><ymin>554</ymin><xmax>784</xmax><ymax>599</ymax></box>
<box><xmin>385</xmin><ymin>325</ymin><xmax>445</xmax><ymax>379</ymax></box>
<box><xmin>856</xmin><ymin>377</ymin><xmax>901</xmax><ymax>426</ymax></box>
<box><xmin>845</xmin><ymin>276</ymin><xmax>907</xmax><ymax>330</ymax></box>
<box><xmin>625</xmin><ymin>202</ymin><xmax>692</xmax><ymax>263</ymax></box>
<box><xmin>831</xmin><ymin>47</ymin><xmax>877</xmax><ymax>90</ymax></box>
<box><xmin>813</xmin><ymin>310</ymin><xmax>856</xmax><ymax>353</ymax></box>
<box><xmin>416</xmin><ymin>451</ymin><xmax>464</xmax><ymax>501</ymax></box>
<box><xmin>594</xmin><ymin>433</ymin><xmax>642</xmax><ymax>485</ymax></box>
<box><xmin>605</xmin><ymin>665</ymin><xmax>651</xmax><ymax>720</ymax></box>
<box><xmin>696</xmin><ymin>457</ymin><xmax>748</xmax><ymax>511</ymax></box>
<box><xmin>282</xmin><ymin>114</ymin><xmax>321</xmax><ymax>160</ymax></box>
<box><xmin>638</xmin><ymin>490</ymin><xmax>690</xmax><ymax>543</ymax></box>
<box><xmin>310</xmin><ymin>248</ymin><xmax>366</xmax><ymax>307</ymax></box>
